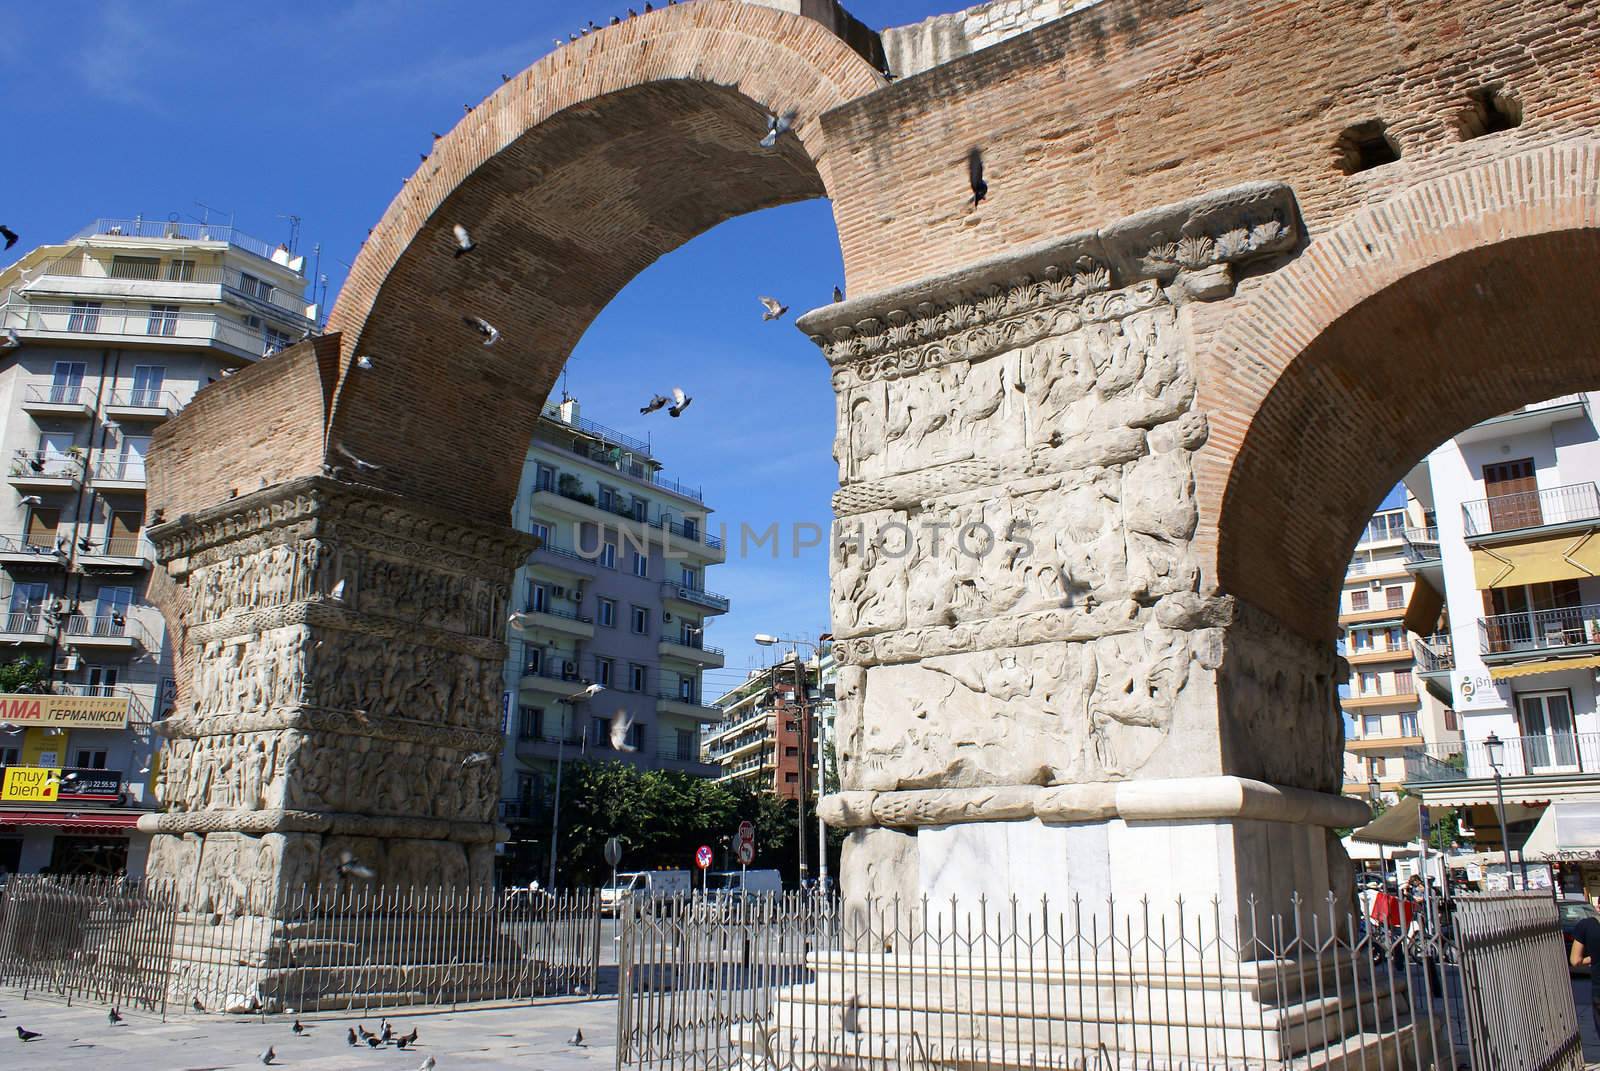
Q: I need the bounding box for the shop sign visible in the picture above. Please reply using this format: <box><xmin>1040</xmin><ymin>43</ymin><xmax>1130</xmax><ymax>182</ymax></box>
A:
<box><xmin>0</xmin><ymin>693</ymin><xmax>129</xmax><ymax>729</ymax></box>
<box><xmin>1</xmin><ymin>766</ymin><xmax>59</xmax><ymax>802</ymax></box>
<box><xmin>57</xmin><ymin>768</ymin><xmax>123</xmax><ymax>801</ymax></box>
<box><xmin>1453</xmin><ymin>671</ymin><xmax>1510</xmax><ymax>712</ymax></box>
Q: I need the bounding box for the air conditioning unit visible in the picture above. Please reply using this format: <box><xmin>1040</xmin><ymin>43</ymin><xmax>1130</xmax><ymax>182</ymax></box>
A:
<box><xmin>55</xmin><ymin>655</ymin><xmax>80</xmax><ymax>673</ymax></box>
<box><xmin>552</xmin><ymin>585</ymin><xmax>567</xmax><ymax>599</ymax></box>
<box><xmin>1369</xmin><ymin>579</ymin><xmax>1383</xmax><ymax>590</ymax></box>
<box><xmin>570</xmin><ymin>587</ymin><xmax>583</xmax><ymax>602</ymax></box>
<box><xmin>562</xmin><ymin>661</ymin><xmax>578</xmax><ymax>678</ymax></box>
<box><xmin>663</xmin><ymin>611</ymin><xmax>673</xmax><ymax>623</ymax></box>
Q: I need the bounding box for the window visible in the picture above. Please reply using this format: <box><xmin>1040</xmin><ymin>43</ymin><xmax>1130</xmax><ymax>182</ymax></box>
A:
<box><xmin>1385</xmin><ymin>586</ymin><xmax>1404</xmax><ymax>610</ymax></box>
<box><xmin>682</xmin><ymin>516</ymin><xmax>699</xmax><ymax>541</ymax></box>
<box><xmin>597</xmin><ymin>598</ymin><xmax>616</xmax><ymax>628</ymax></box>
<box><xmin>681</xmin><ymin>623</ymin><xmax>703</xmax><ymax>647</ymax></box>
<box><xmin>597</xmin><ymin>486</ymin><xmax>616</xmax><ymax>512</ymax></box>
<box><xmin>130</xmin><ymin>365</ymin><xmax>165</xmax><ymax>407</ymax></box>
<box><xmin>85</xmin><ymin>665</ymin><xmax>118</xmax><ymax>696</ymax></box>
<box><xmin>118</xmin><ymin>434</ymin><xmax>150</xmax><ymax>480</ymax></box>
<box><xmin>146</xmin><ymin>305</ymin><xmax>179</xmax><ymax>336</ymax></box>
<box><xmin>0</xmin><ymin>747</ymin><xmax>18</xmax><ymax>766</ymax></box>
<box><xmin>631</xmin><ymin>551</ymin><xmax>648</xmax><ymax>579</ymax></box>
<box><xmin>239</xmin><ymin>272</ymin><xmax>270</xmax><ymax>299</ymax></box>
<box><xmin>1359</xmin><ymin>672</ymin><xmax>1379</xmax><ymax>694</ymax></box>
<box><xmin>631</xmin><ymin>496</ymin><xmax>648</xmax><ymax>521</ymax></box>
<box><xmin>67</xmin><ymin>302</ymin><xmax>101</xmax><ymax>332</ymax></box>
<box><xmin>536</xmin><ymin>464</ymin><xmax>556</xmax><ymax>492</ymax></box>
<box><xmin>530</xmin><ymin>523</ymin><xmax>550</xmax><ymax>548</ymax></box>
<box><xmin>518</xmin><ymin>707</ymin><xmax>543</xmax><ymax>740</ymax></box>
<box><xmin>785</xmin><ymin>746</ymin><xmax>799</xmax><ymax>758</ymax></box>
<box><xmin>678</xmin><ymin>675</ymin><xmax>696</xmax><ymax>702</ymax></box>
<box><xmin>594</xmin><ymin>658</ymin><xmax>613</xmax><ymax>687</ymax></box>
<box><xmin>681</xmin><ymin>566</ymin><xmax>699</xmax><ymax>589</ymax></box>
<box><xmin>49</xmin><ymin>361</ymin><xmax>86</xmax><ymax>404</ymax></box>
<box><xmin>1400</xmin><ymin>711</ymin><xmax>1418</xmax><ymax>737</ymax></box>
<box><xmin>600</xmin><ymin>542</ymin><xmax>617</xmax><ymax>569</ymax></box>
<box><xmin>1361</xmin><ymin>714</ymin><xmax>1383</xmax><ymax>736</ymax></box>
<box><xmin>109</xmin><ymin>255</ymin><xmax>159</xmax><ymax>280</ymax></box>
<box><xmin>24</xmin><ymin>506</ymin><xmax>59</xmax><ymax>550</ymax></box>
<box><xmin>1386</xmin><ymin>626</ymin><xmax>1404</xmax><ymax>650</ymax></box>
<box><xmin>785</xmin><ymin>772</ymin><xmax>800</xmax><ymax>784</ymax></box>
<box><xmin>1518</xmin><ymin>690</ymin><xmax>1578</xmax><ymax>770</ymax></box>
<box><xmin>630</xmin><ymin>606</ymin><xmax>649</xmax><ymax>635</ymax></box>
<box><xmin>675</xmin><ymin>729</ymin><xmax>695</xmax><ymax>762</ymax></box>
<box><xmin>525</xmin><ymin>647</ymin><xmax>543</xmax><ymax>675</ymax></box>
<box><xmin>263</xmin><ymin>326</ymin><xmax>292</xmax><ymax>354</ymax></box>
<box><xmin>1395</xmin><ymin>669</ymin><xmax>1413</xmax><ymax>694</ymax></box>
<box><xmin>529</xmin><ymin>582</ymin><xmax>549</xmax><ymax>613</ymax></box>
<box><xmin>1444</xmin><ymin>708</ymin><xmax>1458</xmax><ymax>731</ymax></box>
<box><xmin>1350</xmin><ymin>590</ymin><xmax>1369</xmax><ymax>611</ymax></box>
<box><xmin>9</xmin><ymin>583</ymin><xmax>49</xmax><ymax>622</ymax></box>
<box><xmin>74</xmin><ymin>750</ymin><xmax>108</xmax><ymax>769</ymax></box>
<box><xmin>166</xmin><ymin>258</ymin><xmax>195</xmax><ymax>282</ymax></box>
<box><xmin>1353</xmin><ymin>629</ymin><xmax>1372</xmax><ymax>652</ymax></box>
<box><xmin>629</xmin><ymin>663</ymin><xmax>648</xmax><ymax>692</ymax></box>
<box><xmin>97</xmin><ymin>586</ymin><xmax>133</xmax><ymax>628</ymax></box>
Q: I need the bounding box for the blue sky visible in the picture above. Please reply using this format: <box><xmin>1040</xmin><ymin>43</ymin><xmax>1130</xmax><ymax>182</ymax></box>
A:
<box><xmin>2</xmin><ymin>1</ymin><xmax>971</xmax><ymax>686</ymax></box>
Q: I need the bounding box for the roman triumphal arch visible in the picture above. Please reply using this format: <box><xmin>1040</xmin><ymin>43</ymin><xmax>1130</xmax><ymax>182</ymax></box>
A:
<box><xmin>142</xmin><ymin>0</ymin><xmax>1600</xmax><ymax>1003</ymax></box>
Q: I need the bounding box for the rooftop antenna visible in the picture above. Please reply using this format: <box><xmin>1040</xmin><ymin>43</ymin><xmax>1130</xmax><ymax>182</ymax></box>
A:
<box><xmin>560</xmin><ymin>368</ymin><xmax>571</xmax><ymax>404</ymax></box>
<box><xmin>279</xmin><ymin>213</ymin><xmax>302</xmax><ymax>254</ymax></box>
<box><xmin>191</xmin><ymin>200</ymin><xmax>234</xmax><ymax>229</ymax></box>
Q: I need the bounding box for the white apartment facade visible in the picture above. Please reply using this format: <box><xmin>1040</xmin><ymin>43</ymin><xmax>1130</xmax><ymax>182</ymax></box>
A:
<box><xmin>1403</xmin><ymin>393</ymin><xmax>1600</xmax><ymax>896</ymax></box>
<box><xmin>0</xmin><ymin>217</ymin><xmax>314</xmax><ymax>876</ymax></box>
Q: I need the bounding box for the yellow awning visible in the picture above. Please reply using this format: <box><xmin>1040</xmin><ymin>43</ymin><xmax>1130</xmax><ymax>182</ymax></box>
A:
<box><xmin>1490</xmin><ymin>654</ymin><xmax>1600</xmax><ymax>680</ymax></box>
<box><xmin>1403</xmin><ymin>577</ymin><xmax>1444</xmax><ymax>636</ymax></box>
<box><xmin>1472</xmin><ymin>530</ymin><xmax>1600</xmax><ymax>589</ymax></box>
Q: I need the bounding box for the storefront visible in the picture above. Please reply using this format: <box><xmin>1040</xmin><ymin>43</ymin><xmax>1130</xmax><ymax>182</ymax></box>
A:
<box><xmin>1521</xmin><ymin>801</ymin><xmax>1600</xmax><ymax>901</ymax></box>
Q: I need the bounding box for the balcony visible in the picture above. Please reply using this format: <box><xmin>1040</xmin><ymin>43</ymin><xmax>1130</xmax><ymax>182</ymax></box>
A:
<box><xmin>64</xmin><ymin>613</ymin><xmax>148</xmax><ymax>650</ymax></box>
<box><xmin>18</xmin><ymin>382</ymin><xmax>94</xmax><ymax>418</ymax></box>
<box><xmin>104</xmin><ymin>388</ymin><xmax>181</xmax><ymax>422</ymax></box>
<box><xmin>518</xmin><ymin>660</ymin><xmax>589</xmax><ymax>697</ymax></box>
<box><xmin>8</xmin><ymin>450</ymin><xmax>84</xmax><ymax>491</ymax></box>
<box><xmin>647</xmin><ymin>515</ymin><xmax>726</xmax><ymax>561</ymax></box>
<box><xmin>0</xmin><ymin>532</ymin><xmax>66</xmax><ymax>568</ymax></box>
<box><xmin>89</xmin><ymin>454</ymin><xmax>147</xmax><ymax>493</ymax></box>
<box><xmin>33</xmin><ymin>258</ymin><xmax>313</xmax><ymax>323</ymax></box>
<box><xmin>660</xmin><ymin>581</ymin><xmax>731</xmax><ymax>615</ymax></box>
<box><xmin>70</xmin><ymin>217</ymin><xmax>289</xmax><ymax>263</ymax></box>
<box><xmin>1479</xmin><ymin>601</ymin><xmax>1600</xmax><ymax>663</ymax></box>
<box><xmin>1400</xmin><ymin>527</ymin><xmax>1440</xmax><ymax>564</ymax></box>
<box><xmin>513</xmin><ymin>730</ymin><xmax>586</xmax><ymax>761</ymax></box>
<box><xmin>1340</xmin><ymin>689</ymin><xmax>1419</xmax><ymax>709</ymax></box>
<box><xmin>1344</xmin><ymin>643</ymin><xmax>1412</xmax><ymax>666</ymax></box>
<box><xmin>656</xmin><ymin>692</ymin><xmax>726</xmax><ymax>723</ymax></box>
<box><xmin>0</xmin><ymin>611</ymin><xmax>54</xmax><ymax>644</ymax></box>
<box><xmin>77</xmin><ymin>535</ymin><xmax>151</xmax><ymax>569</ymax></box>
<box><xmin>659</xmin><ymin>637</ymin><xmax>726</xmax><ymax>669</ymax></box>
<box><xmin>526</xmin><ymin>540</ymin><xmax>598</xmax><ymax>580</ymax></box>
<box><xmin>1462</xmin><ymin>481</ymin><xmax>1600</xmax><ymax>539</ymax></box>
<box><xmin>510</xmin><ymin>602</ymin><xmax>594</xmax><ymax>640</ymax></box>
<box><xmin>1412</xmin><ymin>634</ymin><xmax>1455</xmax><ymax>675</ymax></box>
<box><xmin>0</xmin><ymin>298</ymin><xmax>300</xmax><ymax>360</ymax></box>
<box><xmin>655</xmin><ymin>744</ymin><xmax>718</xmax><ymax>775</ymax></box>
<box><xmin>1406</xmin><ymin>733</ymin><xmax>1600</xmax><ymax>784</ymax></box>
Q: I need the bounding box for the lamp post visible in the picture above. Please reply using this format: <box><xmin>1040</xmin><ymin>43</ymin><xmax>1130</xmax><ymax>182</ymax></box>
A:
<box><xmin>1483</xmin><ymin>732</ymin><xmax>1524</xmax><ymax>889</ymax></box>
<box><xmin>1368</xmin><ymin>773</ymin><xmax>1387</xmax><ymax>885</ymax></box>
<box><xmin>755</xmin><ymin>633</ymin><xmax>825</xmax><ymax>891</ymax></box>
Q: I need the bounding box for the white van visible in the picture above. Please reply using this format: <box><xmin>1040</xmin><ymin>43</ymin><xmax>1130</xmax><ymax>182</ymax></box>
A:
<box><xmin>601</xmin><ymin>870</ymin><xmax>692</xmax><ymax>914</ymax></box>
<box><xmin>706</xmin><ymin>869</ymin><xmax>783</xmax><ymax>899</ymax></box>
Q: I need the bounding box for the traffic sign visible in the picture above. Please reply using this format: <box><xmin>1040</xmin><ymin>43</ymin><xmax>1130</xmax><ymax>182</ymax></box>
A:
<box><xmin>604</xmin><ymin>837</ymin><xmax>623</xmax><ymax>868</ymax></box>
<box><xmin>736</xmin><ymin>840</ymin><xmax>755</xmax><ymax>866</ymax></box>
<box><xmin>736</xmin><ymin>820</ymin><xmax>755</xmax><ymax>845</ymax></box>
<box><xmin>695</xmin><ymin>845</ymin><xmax>713</xmax><ymax>870</ymax></box>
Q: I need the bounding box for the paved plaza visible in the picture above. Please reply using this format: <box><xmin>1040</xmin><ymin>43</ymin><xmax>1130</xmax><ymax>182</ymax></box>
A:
<box><xmin>0</xmin><ymin>992</ymin><xmax>617</xmax><ymax>1070</ymax></box>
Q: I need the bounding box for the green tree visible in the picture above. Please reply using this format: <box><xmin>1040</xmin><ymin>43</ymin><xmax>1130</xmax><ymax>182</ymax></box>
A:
<box><xmin>0</xmin><ymin>656</ymin><xmax>48</xmax><ymax>694</ymax></box>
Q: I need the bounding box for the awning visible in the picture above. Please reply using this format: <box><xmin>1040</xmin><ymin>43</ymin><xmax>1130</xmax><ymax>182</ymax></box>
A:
<box><xmin>1491</xmin><ymin>654</ymin><xmax>1600</xmax><ymax>680</ymax></box>
<box><xmin>0</xmin><ymin>810</ymin><xmax>142</xmax><ymax>833</ymax></box>
<box><xmin>1352</xmin><ymin>795</ymin><xmax>1421</xmax><ymax>846</ymax></box>
<box><xmin>1403</xmin><ymin>578</ymin><xmax>1445</xmax><ymax>636</ymax></box>
<box><xmin>1472</xmin><ymin>532</ymin><xmax>1600</xmax><ymax>589</ymax></box>
<box><xmin>1522</xmin><ymin>802</ymin><xmax>1600</xmax><ymax>862</ymax></box>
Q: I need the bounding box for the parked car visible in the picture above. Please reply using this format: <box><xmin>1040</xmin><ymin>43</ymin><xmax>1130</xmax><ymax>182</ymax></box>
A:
<box><xmin>1558</xmin><ymin>899</ymin><xmax>1600</xmax><ymax>965</ymax></box>
<box><xmin>705</xmin><ymin>869</ymin><xmax>783</xmax><ymax>901</ymax></box>
<box><xmin>600</xmin><ymin>870</ymin><xmax>692</xmax><ymax>915</ymax></box>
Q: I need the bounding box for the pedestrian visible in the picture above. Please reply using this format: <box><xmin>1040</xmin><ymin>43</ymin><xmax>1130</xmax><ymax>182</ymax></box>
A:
<box><xmin>1567</xmin><ymin>900</ymin><xmax>1600</xmax><ymax>1034</ymax></box>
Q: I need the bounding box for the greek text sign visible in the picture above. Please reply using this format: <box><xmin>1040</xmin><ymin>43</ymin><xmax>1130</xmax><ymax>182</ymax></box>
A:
<box><xmin>0</xmin><ymin>693</ymin><xmax>129</xmax><ymax>729</ymax></box>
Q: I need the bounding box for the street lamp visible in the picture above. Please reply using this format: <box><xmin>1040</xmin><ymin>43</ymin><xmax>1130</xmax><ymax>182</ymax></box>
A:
<box><xmin>755</xmin><ymin>633</ymin><xmax>826</xmax><ymax>891</ymax></box>
<box><xmin>1482</xmin><ymin>732</ymin><xmax>1524</xmax><ymax>888</ymax></box>
<box><xmin>1367</xmin><ymin>773</ymin><xmax>1387</xmax><ymax>884</ymax></box>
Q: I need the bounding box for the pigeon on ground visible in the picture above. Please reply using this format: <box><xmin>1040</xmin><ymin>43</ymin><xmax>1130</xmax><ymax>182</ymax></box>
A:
<box><xmin>569</xmin><ymin>1028</ymin><xmax>585</xmax><ymax>1046</ymax></box>
<box><xmin>758</xmin><ymin>295</ymin><xmax>788</xmax><ymax>321</ymax></box>
<box><xmin>668</xmin><ymin>386</ymin><xmax>692</xmax><ymax>418</ymax></box>
<box><xmin>192</xmin><ymin>996</ymin><xmax>206</xmax><ymax>1013</ymax></box>
<box><xmin>367</xmin><ymin>1034</ymin><xmax>383</xmax><ymax>1048</ymax></box>
<box><xmin>419</xmin><ymin>1057</ymin><xmax>436</xmax><ymax>1071</ymax></box>
<box><xmin>640</xmin><ymin>393</ymin><xmax>669</xmax><ymax>415</ymax></box>
<box><xmin>380</xmin><ymin>1021</ymin><xmax>393</xmax><ymax>1043</ymax></box>
<box><xmin>968</xmin><ymin>148</ymin><xmax>988</xmax><ymax>207</ymax></box>
<box><xmin>608</xmin><ymin>708</ymin><xmax>636</xmax><ymax>752</ymax></box>
<box><xmin>398</xmin><ymin>1027</ymin><xmax>419</xmax><ymax>1048</ymax></box>
<box><xmin>463</xmin><ymin>315</ymin><xmax>500</xmax><ymax>346</ymax></box>
<box><xmin>16</xmin><ymin>1026</ymin><xmax>40</xmax><ymax>1041</ymax></box>
<box><xmin>0</xmin><ymin>225</ymin><xmax>16</xmax><ymax>250</ymax></box>
<box><xmin>347</xmin><ymin>1028</ymin><xmax>359</xmax><ymax>1047</ymax></box>
<box><xmin>260</xmin><ymin>1046</ymin><xmax>276</xmax><ymax>1065</ymax></box>
<box><xmin>760</xmin><ymin>109</ymin><xmax>797</xmax><ymax>148</ymax></box>
<box><xmin>292</xmin><ymin>1018</ymin><xmax>304</xmax><ymax>1035</ymax></box>
<box><xmin>108</xmin><ymin>1007</ymin><xmax>123</xmax><ymax>1024</ymax></box>
<box><xmin>461</xmin><ymin>751</ymin><xmax>492</xmax><ymax>768</ymax></box>
<box><xmin>452</xmin><ymin>224</ymin><xmax>475</xmax><ymax>257</ymax></box>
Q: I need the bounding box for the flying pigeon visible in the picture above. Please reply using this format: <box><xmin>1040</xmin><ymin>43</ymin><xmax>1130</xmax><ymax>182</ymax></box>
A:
<box><xmin>337</xmin><ymin>851</ymin><xmax>377</xmax><ymax>881</ymax></box>
<box><xmin>334</xmin><ymin>442</ymin><xmax>381</xmax><ymax>473</ymax></box>
<box><xmin>452</xmin><ymin>223</ymin><xmax>475</xmax><ymax>257</ymax></box>
<box><xmin>0</xmin><ymin>329</ymin><xmax>19</xmax><ymax>350</ymax></box>
<box><xmin>608</xmin><ymin>708</ymin><xmax>635</xmax><ymax>751</ymax></box>
<box><xmin>461</xmin><ymin>751</ymin><xmax>492</xmax><ymax>767</ymax></box>
<box><xmin>968</xmin><ymin>148</ymin><xmax>988</xmax><ymax>207</ymax></box>
<box><xmin>0</xmin><ymin>225</ymin><xmax>16</xmax><ymax>250</ymax></box>
<box><xmin>260</xmin><ymin>1046</ymin><xmax>276</xmax><ymax>1065</ymax></box>
<box><xmin>570</xmin><ymin>682</ymin><xmax>604</xmax><ymax>701</ymax></box>
<box><xmin>760</xmin><ymin>109</ymin><xmax>797</xmax><ymax>148</ymax></box>
<box><xmin>759</xmin><ymin>295</ymin><xmax>788</xmax><ymax>321</ymax></box>
<box><xmin>640</xmin><ymin>393</ymin><xmax>670</xmax><ymax>415</ymax></box>
<box><xmin>19</xmin><ymin>495</ymin><xmax>40</xmax><ymax>506</ymax></box>
<box><xmin>668</xmin><ymin>386</ymin><xmax>692</xmax><ymax>418</ymax></box>
<box><xmin>108</xmin><ymin>1007</ymin><xmax>123</xmax><ymax>1024</ymax></box>
<box><xmin>833</xmin><ymin>286</ymin><xmax>844</xmax><ymax>303</ymax></box>
<box><xmin>16</xmin><ymin>1026</ymin><xmax>40</xmax><ymax>1042</ymax></box>
<box><xmin>463</xmin><ymin>315</ymin><xmax>500</xmax><ymax>346</ymax></box>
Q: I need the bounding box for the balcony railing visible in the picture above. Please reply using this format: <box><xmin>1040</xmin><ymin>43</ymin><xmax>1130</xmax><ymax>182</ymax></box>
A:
<box><xmin>0</xmin><ymin>611</ymin><xmax>50</xmax><ymax>635</ymax></box>
<box><xmin>107</xmin><ymin>388</ymin><xmax>182</xmax><ymax>412</ymax></box>
<box><xmin>1405</xmin><ymin>732</ymin><xmax>1600</xmax><ymax>783</ymax></box>
<box><xmin>521</xmin><ymin>660</ymin><xmax>584</xmax><ymax>683</ymax></box>
<box><xmin>10</xmin><ymin>450</ymin><xmax>83</xmax><ymax>480</ymax></box>
<box><xmin>90</xmin><ymin>455</ymin><xmax>147</xmax><ymax>483</ymax></box>
<box><xmin>21</xmin><ymin>382</ymin><xmax>93</xmax><ymax>408</ymax></box>
<box><xmin>0</xmin><ymin>298</ymin><xmax>298</xmax><ymax>358</ymax></box>
<box><xmin>66</xmin><ymin>613</ymin><xmax>139</xmax><ymax>640</ymax></box>
<box><xmin>0</xmin><ymin>531</ymin><xmax>64</xmax><ymax>557</ymax></box>
<box><xmin>1401</xmin><ymin>527</ymin><xmax>1440</xmax><ymax>563</ymax></box>
<box><xmin>1479</xmin><ymin>601</ymin><xmax>1600</xmax><ymax>656</ymax></box>
<box><xmin>36</xmin><ymin>258</ymin><xmax>313</xmax><ymax>320</ymax></box>
<box><xmin>83</xmin><ymin>535</ymin><xmax>147</xmax><ymax>558</ymax></box>
<box><xmin>665</xmin><ymin>635</ymin><xmax>725</xmax><ymax>657</ymax></box>
<box><xmin>69</xmin><ymin>217</ymin><xmax>286</xmax><ymax>263</ymax></box>
<box><xmin>661</xmin><ymin>582</ymin><xmax>730</xmax><ymax>612</ymax></box>
<box><xmin>521</xmin><ymin>603</ymin><xmax>591</xmax><ymax>624</ymax></box>
<box><xmin>1412</xmin><ymin>633</ymin><xmax>1455</xmax><ymax>674</ymax></box>
<box><xmin>541</xmin><ymin>403</ymin><xmax>653</xmax><ymax>458</ymax></box>
<box><xmin>1462</xmin><ymin>481</ymin><xmax>1600</xmax><ymax>537</ymax></box>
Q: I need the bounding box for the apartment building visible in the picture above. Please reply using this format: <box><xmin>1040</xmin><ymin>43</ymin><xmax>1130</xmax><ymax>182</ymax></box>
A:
<box><xmin>1401</xmin><ymin>393</ymin><xmax>1600</xmax><ymax>896</ymax></box>
<box><xmin>497</xmin><ymin>398</ymin><xmax>727</xmax><ymax>829</ymax></box>
<box><xmin>1338</xmin><ymin>504</ymin><xmax>1460</xmax><ymax>802</ymax></box>
<box><xmin>704</xmin><ymin>656</ymin><xmax>816</xmax><ymax>801</ymax></box>
<box><xmin>0</xmin><ymin>217</ymin><xmax>315</xmax><ymax>876</ymax></box>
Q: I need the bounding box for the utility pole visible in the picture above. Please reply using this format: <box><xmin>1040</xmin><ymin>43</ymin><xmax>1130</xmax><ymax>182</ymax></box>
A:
<box><xmin>791</xmin><ymin>654</ymin><xmax>809</xmax><ymax>885</ymax></box>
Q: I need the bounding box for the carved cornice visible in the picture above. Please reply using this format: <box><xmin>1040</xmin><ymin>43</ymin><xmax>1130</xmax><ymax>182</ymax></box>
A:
<box><xmin>156</xmin><ymin>707</ymin><xmax>502</xmax><ymax>751</ymax></box>
<box><xmin>150</xmin><ymin>476</ymin><xmax>533</xmax><ymax>572</ymax></box>
<box><xmin>832</xmin><ymin>599</ymin><xmax>1142</xmax><ymax>666</ymax></box>
<box><xmin>819</xmin><ymin>775</ymin><xmax>1369</xmax><ymax>832</ymax></box>
<box><xmin>138</xmin><ymin>809</ymin><xmax>500</xmax><ymax>843</ymax></box>
<box><xmin>184</xmin><ymin>601</ymin><xmax>508</xmax><ymax>659</ymax></box>
<box><xmin>801</xmin><ymin>181</ymin><xmax>1299</xmax><ymax>388</ymax></box>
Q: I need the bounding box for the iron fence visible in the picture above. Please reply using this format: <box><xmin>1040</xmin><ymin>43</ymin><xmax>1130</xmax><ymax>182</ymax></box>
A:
<box><xmin>618</xmin><ymin>890</ymin><xmax>1580</xmax><ymax>1071</ymax></box>
<box><xmin>0</xmin><ymin>875</ymin><xmax>602</xmax><ymax>1017</ymax></box>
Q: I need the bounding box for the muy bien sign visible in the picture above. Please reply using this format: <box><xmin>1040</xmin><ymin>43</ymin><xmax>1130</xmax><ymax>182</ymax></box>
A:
<box><xmin>0</xmin><ymin>693</ymin><xmax>129</xmax><ymax>729</ymax></box>
<box><xmin>2</xmin><ymin>766</ymin><xmax>60</xmax><ymax>802</ymax></box>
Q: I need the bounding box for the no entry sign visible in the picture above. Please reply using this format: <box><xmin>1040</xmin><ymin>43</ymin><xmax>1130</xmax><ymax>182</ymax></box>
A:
<box><xmin>695</xmin><ymin>845</ymin><xmax>712</xmax><ymax>870</ymax></box>
<box><xmin>736</xmin><ymin>840</ymin><xmax>755</xmax><ymax>866</ymax></box>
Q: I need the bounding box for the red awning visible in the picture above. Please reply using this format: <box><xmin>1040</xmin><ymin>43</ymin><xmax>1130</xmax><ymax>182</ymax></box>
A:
<box><xmin>0</xmin><ymin>810</ymin><xmax>142</xmax><ymax>832</ymax></box>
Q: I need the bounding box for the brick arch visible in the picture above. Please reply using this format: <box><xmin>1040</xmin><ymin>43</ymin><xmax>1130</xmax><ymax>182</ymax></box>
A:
<box><xmin>319</xmin><ymin>1</ymin><xmax>883</xmax><ymax>525</ymax></box>
<box><xmin>1203</xmin><ymin>140</ymin><xmax>1600</xmax><ymax>640</ymax></box>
